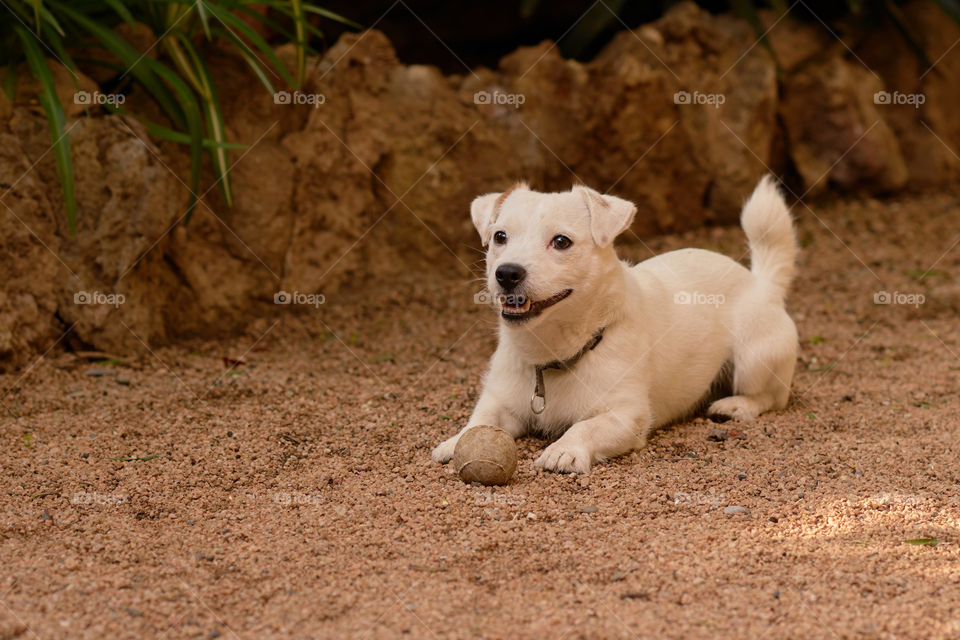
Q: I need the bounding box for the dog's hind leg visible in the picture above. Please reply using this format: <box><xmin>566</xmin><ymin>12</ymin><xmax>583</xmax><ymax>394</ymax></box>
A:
<box><xmin>707</xmin><ymin>306</ymin><xmax>797</xmax><ymax>423</ymax></box>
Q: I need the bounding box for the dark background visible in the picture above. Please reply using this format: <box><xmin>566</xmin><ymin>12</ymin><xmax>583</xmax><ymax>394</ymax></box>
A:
<box><xmin>315</xmin><ymin>0</ymin><xmax>869</xmax><ymax>71</ymax></box>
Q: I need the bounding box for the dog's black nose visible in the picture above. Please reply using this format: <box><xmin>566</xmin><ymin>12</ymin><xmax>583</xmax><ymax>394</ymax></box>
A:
<box><xmin>495</xmin><ymin>263</ymin><xmax>526</xmax><ymax>291</ymax></box>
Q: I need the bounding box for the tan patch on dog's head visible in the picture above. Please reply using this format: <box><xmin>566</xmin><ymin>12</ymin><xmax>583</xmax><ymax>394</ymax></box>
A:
<box><xmin>494</xmin><ymin>182</ymin><xmax>527</xmax><ymax>213</ymax></box>
<box><xmin>472</xmin><ymin>181</ymin><xmax>529</xmax><ymax>246</ymax></box>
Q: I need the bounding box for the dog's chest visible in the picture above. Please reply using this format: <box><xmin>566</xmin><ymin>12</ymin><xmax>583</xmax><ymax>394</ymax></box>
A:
<box><xmin>514</xmin><ymin>360</ymin><xmax>622</xmax><ymax>437</ymax></box>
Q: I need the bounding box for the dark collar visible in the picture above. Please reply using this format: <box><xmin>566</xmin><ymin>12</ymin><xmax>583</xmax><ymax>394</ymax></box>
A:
<box><xmin>531</xmin><ymin>328</ymin><xmax>605</xmax><ymax>414</ymax></box>
<box><xmin>540</xmin><ymin>329</ymin><xmax>605</xmax><ymax>371</ymax></box>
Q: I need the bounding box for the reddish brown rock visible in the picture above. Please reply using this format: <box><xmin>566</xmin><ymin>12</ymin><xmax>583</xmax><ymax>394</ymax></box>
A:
<box><xmin>857</xmin><ymin>0</ymin><xmax>960</xmax><ymax>188</ymax></box>
<box><xmin>779</xmin><ymin>56</ymin><xmax>908</xmax><ymax>197</ymax></box>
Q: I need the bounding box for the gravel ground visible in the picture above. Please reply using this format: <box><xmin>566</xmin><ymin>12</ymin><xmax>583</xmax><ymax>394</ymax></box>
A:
<box><xmin>1</xmin><ymin>191</ymin><xmax>959</xmax><ymax>640</ymax></box>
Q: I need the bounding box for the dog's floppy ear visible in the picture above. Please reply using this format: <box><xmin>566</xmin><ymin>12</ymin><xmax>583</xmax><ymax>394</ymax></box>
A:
<box><xmin>575</xmin><ymin>185</ymin><xmax>637</xmax><ymax>247</ymax></box>
<box><xmin>470</xmin><ymin>193</ymin><xmax>501</xmax><ymax>247</ymax></box>
<box><xmin>471</xmin><ymin>183</ymin><xmax>526</xmax><ymax>246</ymax></box>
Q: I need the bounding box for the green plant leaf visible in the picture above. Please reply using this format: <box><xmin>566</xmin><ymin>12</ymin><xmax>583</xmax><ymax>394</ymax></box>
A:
<box><xmin>211</xmin><ymin>26</ymin><xmax>276</xmax><ymax>94</ymax></box>
<box><xmin>171</xmin><ymin>32</ymin><xmax>233</xmax><ymax>206</ymax></box>
<box><xmin>2</xmin><ymin>64</ymin><xmax>17</xmax><ymax>100</ymax></box>
<box><xmin>147</xmin><ymin>57</ymin><xmax>204</xmax><ymax>221</ymax></box>
<box><xmin>30</xmin><ymin>0</ymin><xmax>42</xmax><ymax>32</ymax></box>
<box><xmin>53</xmin><ymin>3</ymin><xmax>203</xmax><ymax>219</ymax></box>
<box><xmin>15</xmin><ymin>25</ymin><xmax>76</xmax><ymax>234</ymax></box>
<box><xmin>35</xmin><ymin>22</ymin><xmax>78</xmax><ymax>83</ymax></box>
<box><xmin>53</xmin><ymin>2</ymin><xmax>187</xmax><ymax>129</ymax></box>
<box><xmin>291</xmin><ymin>0</ymin><xmax>307</xmax><ymax>87</ymax></box>
<box><xmin>114</xmin><ymin>109</ymin><xmax>247</xmax><ymax>150</ymax></box>
<box><xmin>163</xmin><ymin>30</ymin><xmax>204</xmax><ymax>93</ymax></box>
<box><xmin>905</xmin><ymin>538</ymin><xmax>938</xmax><ymax>546</ymax></box>
<box><xmin>195</xmin><ymin>0</ymin><xmax>213</xmax><ymax>39</ymax></box>
<box><xmin>232</xmin><ymin>3</ymin><xmax>326</xmax><ymax>43</ymax></box>
<box><xmin>103</xmin><ymin>0</ymin><xmax>135</xmax><ymax>26</ymax></box>
<box><xmin>300</xmin><ymin>4</ymin><xmax>361</xmax><ymax>29</ymax></box>
<box><xmin>9</xmin><ymin>0</ymin><xmax>358</xmax><ymax>232</ymax></box>
<box><xmin>203</xmin><ymin>2</ymin><xmax>296</xmax><ymax>87</ymax></box>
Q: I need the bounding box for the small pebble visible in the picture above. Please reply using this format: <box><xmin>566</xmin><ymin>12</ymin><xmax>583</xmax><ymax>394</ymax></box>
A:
<box><xmin>737</xmin><ymin>474</ymin><xmax>747</xmax><ymax>480</ymax></box>
<box><xmin>84</xmin><ymin>368</ymin><xmax>113</xmax><ymax>377</ymax></box>
<box><xmin>116</xmin><ymin>375</ymin><xmax>130</xmax><ymax>385</ymax></box>
<box><xmin>723</xmin><ymin>505</ymin><xmax>748</xmax><ymax>515</ymax></box>
<box><xmin>581</xmin><ymin>505</ymin><xmax>598</xmax><ymax>514</ymax></box>
<box><xmin>707</xmin><ymin>429</ymin><xmax>728</xmax><ymax>442</ymax></box>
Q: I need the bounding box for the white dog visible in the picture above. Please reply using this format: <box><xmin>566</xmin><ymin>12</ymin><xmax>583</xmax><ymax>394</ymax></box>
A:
<box><xmin>432</xmin><ymin>176</ymin><xmax>798</xmax><ymax>473</ymax></box>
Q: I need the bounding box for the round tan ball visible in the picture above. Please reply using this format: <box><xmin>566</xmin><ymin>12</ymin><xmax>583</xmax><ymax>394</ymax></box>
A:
<box><xmin>453</xmin><ymin>425</ymin><xmax>517</xmax><ymax>486</ymax></box>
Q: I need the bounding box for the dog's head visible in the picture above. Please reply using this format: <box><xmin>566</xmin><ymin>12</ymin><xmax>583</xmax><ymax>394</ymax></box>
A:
<box><xmin>472</xmin><ymin>183</ymin><xmax>636</xmax><ymax>327</ymax></box>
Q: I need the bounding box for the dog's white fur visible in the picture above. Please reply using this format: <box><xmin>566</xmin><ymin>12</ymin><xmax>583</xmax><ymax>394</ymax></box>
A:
<box><xmin>432</xmin><ymin>176</ymin><xmax>798</xmax><ymax>473</ymax></box>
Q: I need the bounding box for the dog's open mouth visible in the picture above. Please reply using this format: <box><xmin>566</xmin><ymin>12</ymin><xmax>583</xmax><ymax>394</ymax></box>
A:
<box><xmin>500</xmin><ymin>289</ymin><xmax>573</xmax><ymax>322</ymax></box>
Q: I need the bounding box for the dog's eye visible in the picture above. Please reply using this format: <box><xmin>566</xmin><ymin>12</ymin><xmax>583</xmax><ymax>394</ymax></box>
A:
<box><xmin>551</xmin><ymin>235</ymin><xmax>572</xmax><ymax>250</ymax></box>
<box><xmin>493</xmin><ymin>231</ymin><xmax>507</xmax><ymax>245</ymax></box>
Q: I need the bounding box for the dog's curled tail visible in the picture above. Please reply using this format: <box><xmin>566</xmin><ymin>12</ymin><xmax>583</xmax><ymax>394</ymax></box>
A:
<box><xmin>741</xmin><ymin>175</ymin><xmax>796</xmax><ymax>297</ymax></box>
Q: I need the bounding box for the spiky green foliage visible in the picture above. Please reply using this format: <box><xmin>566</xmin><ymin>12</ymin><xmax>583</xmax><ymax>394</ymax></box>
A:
<box><xmin>1</xmin><ymin>1</ymin><xmax>357</xmax><ymax>234</ymax></box>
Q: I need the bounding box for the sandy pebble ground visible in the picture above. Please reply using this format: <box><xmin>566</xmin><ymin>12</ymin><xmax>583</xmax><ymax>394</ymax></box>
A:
<box><xmin>1</xmin><ymin>191</ymin><xmax>959</xmax><ymax>639</ymax></box>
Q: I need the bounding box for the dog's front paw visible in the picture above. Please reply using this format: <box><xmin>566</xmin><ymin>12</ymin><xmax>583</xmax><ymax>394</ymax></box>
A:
<box><xmin>707</xmin><ymin>396</ymin><xmax>759</xmax><ymax>423</ymax></box>
<box><xmin>535</xmin><ymin>438</ymin><xmax>592</xmax><ymax>474</ymax></box>
<box><xmin>431</xmin><ymin>434</ymin><xmax>460</xmax><ymax>464</ymax></box>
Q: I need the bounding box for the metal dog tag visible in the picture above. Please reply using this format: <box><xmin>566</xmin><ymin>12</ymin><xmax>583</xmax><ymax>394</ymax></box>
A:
<box><xmin>531</xmin><ymin>366</ymin><xmax>546</xmax><ymax>414</ymax></box>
